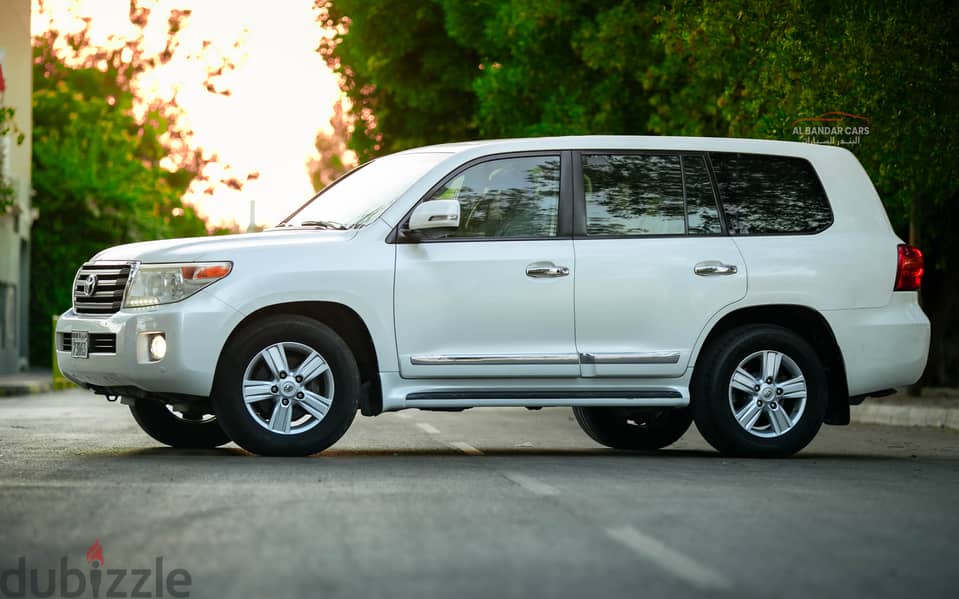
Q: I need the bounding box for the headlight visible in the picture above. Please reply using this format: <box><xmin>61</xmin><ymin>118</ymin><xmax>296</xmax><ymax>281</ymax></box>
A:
<box><xmin>124</xmin><ymin>262</ymin><xmax>232</xmax><ymax>308</ymax></box>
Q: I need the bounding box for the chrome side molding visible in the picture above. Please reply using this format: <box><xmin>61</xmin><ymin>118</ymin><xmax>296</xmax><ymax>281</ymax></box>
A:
<box><xmin>410</xmin><ymin>353</ymin><xmax>580</xmax><ymax>366</ymax></box>
<box><xmin>410</xmin><ymin>352</ymin><xmax>681</xmax><ymax>366</ymax></box>
<box><xmin>579</xmin><ymin>352</ymin><xmax>681</xmax><ymax>365</ymax></box>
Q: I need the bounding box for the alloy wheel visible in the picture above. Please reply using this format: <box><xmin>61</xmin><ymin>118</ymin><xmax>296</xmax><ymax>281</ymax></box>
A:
<box><xmin>241</xmin><ymin>341</ymin><xmax>335</xmax><ymax>435</ymax></box>
<box><xmin>727</xmin><ymin>350</ymin><xmax>807</xmax><ymax>438</ymax></box>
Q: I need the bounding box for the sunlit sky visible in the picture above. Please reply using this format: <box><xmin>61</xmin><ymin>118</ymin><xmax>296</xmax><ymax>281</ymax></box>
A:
<box><xmin>32</xmin><ymin>0</ymin><xmax>343</xmax><ymax>228</ymax></box>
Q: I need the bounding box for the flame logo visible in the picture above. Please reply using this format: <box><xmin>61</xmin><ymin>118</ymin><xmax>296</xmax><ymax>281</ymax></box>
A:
<box><xmin>86</xmin><ymin>539</ymin><xmax>105</xmax><ymax>567</ymax></box>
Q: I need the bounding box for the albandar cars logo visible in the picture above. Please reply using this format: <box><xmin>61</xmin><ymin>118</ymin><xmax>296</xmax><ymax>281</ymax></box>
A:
<box><xmin>791</xmin><ymin>111</ymin><xmax>871</xmax><ymax>146</ymax></box>
<box><xmin>0</xmin><ymin>539</ymin><xmax>192</xmax><ymax>597</ymax></box>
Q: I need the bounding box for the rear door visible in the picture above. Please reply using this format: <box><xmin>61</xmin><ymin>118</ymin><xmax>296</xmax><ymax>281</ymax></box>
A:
<box><xmin>572</xmin><ymin>152</ymin><xmax>747</xmax><ymax>377</ymax></box>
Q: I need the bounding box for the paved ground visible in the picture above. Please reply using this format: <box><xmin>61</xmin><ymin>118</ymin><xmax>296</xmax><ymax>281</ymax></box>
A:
<box><xmin>1</xmin><ymin>390</ymin><xmax>958</xmax><ymax>599</ymax></box>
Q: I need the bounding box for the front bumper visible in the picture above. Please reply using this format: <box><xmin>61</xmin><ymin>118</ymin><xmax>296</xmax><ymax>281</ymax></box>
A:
<box><xmin>55</xmin><ymin>290</ymin><xmax>243</xmax><ymax>397</ymax></box>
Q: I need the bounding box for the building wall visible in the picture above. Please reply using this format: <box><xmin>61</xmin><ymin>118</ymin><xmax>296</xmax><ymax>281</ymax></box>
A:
<box><xmin>0</xmin><ymin>0</ymin><xmax>33</xmax><ymax>374</ymax></box>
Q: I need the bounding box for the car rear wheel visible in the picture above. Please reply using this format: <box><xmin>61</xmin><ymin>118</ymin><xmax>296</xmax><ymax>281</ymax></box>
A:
<box><xmin>129</xmin><ymin>400</ymin><xmax>231</xmax><ymax>449</ymax></box>
<box><xmin>691</xmin><ymin>324</ymin><xmax>828</xmax><ymax>458</ymax></box>
<box><xmin>573</xmin><ymin>406</ymin><xmax>693</xmax><ymax>450</ymax></box>
<box><xmin>212</xmin><ymin>315</ymin><xmax>359</xmax><ymax>456</ymax></box>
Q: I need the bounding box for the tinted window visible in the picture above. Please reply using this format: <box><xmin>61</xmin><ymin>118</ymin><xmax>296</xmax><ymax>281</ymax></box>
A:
<box><xmin>682</xmin><ymin>155</ymin><xmax>723</xmax><ymax>234</ymax></box>
<box><xmin>584</xmin><ymin>154</ymin><xmax>685</xmax><ymax>235</ymax></box>
<box><xmin>425</xmin><ymin>155</ymin><xmax>560</xmax><ymax>238</ymax></box>
<box><xmin>709</xmin><ymin>152</ymin><xmax>832</xmax><ymax>235</ymax></box>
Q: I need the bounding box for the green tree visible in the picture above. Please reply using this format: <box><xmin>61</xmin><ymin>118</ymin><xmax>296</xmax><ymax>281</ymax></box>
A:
<box><xmin>319</xmin><ymin>1</ymin><xmax>664</xmax><ymax>146</ymax></box>
<box><xmin>442</xmin><ymin>0</ymin><xmax>662</xmax><ymax>137</ymax></box>
<box><xmin>317</xmin><ymin>0</ymin><xmax>480</xmax><ymax>161</ymax></box>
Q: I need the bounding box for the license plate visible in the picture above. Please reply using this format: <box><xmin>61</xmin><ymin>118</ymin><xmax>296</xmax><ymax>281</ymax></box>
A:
<box><xmin>71</xmin><ymin>331</ymin><xmax>89</xmax><ymax>359</ymax></box>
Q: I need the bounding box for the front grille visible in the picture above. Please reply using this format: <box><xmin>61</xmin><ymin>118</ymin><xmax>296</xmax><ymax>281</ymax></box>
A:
<box><xmin>57</xmin><ymin>333</ymin><xmax>117</xmax><ymax>354</ymax></box>
<box><xmin>58</xmin><ymin>333</ymin><xmax>117</xmax><ymax>354</ymax></box>
<box><xmin>73</xmin><ymin>263</ymin><xmax>132</xmax><ymax>316</ymax></box>
<box><xmin>90</xmin><ymin>333</ymin><xmax>117</xmax><ymax>353</ymax></box>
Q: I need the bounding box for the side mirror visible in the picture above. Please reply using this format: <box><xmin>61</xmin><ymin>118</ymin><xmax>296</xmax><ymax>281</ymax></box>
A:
<box><xmin>408</xmin><ymin>199</ymin><xmax>461</xmax><ymax>233</ymax></box>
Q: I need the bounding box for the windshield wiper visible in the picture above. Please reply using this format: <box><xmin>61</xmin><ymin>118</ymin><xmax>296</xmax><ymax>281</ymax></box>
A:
<box><xmin>292</xmin><ymin>220</ymin><xmax>349</xmax><ymax>230</ymax></box>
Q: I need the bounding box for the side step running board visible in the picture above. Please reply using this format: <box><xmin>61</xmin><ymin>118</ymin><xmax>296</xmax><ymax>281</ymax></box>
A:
<box><xmin>404</xmin><ymin>389</ymin><xmax>685</xmax><ymax>409</ymax></box>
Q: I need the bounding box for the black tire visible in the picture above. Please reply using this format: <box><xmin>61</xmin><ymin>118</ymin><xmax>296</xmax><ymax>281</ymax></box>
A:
<box><xmin>691</xmin><ymin>325</ymin><xmax>828</xmax><ymax>458</ymax></box>
<box><xmin>573</xmin><ymin>406</ymin><xmax>693</xmax><ymax>450</ymax></box>
<box><xmin>129</xmin><ymin>400</ymin><xmax>231</xmax><ymax>449</ymax></box>
<box><xmin>212</xmin><ymin>315</ymin><xmax>359</xmax><ymax>456</ymax></box>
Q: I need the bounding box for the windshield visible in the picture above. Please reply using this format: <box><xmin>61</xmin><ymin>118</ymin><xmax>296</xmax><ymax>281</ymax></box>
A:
<box><xmin>279</xmin><ymin>152</ymin><xmax>450</xmax><ymax>228</ymax></box>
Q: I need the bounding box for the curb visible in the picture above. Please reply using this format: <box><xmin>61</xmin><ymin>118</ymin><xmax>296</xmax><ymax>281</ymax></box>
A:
<box><xmin>851</xmin><ymin>403</ymin><xmax>959</xmax><ymax>431</ymax></box>
<box><xmin>0</xmin><ymin>381</ymin><xmax>53</xmax><ymax>397</ymax></box>
<box><xmin>0</xmin><ymin>379</ymin><xmax>74</xmax><ymax>398</ymax></box>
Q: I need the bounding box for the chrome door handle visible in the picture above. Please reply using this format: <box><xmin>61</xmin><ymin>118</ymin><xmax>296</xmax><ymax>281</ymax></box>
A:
<box><xmin>694</xmin><ymin>261</ymin><xmax>738</xmax><ymax>276</ymax></box>
<box><xmin>526</xmin><ymin>262</ymin><xmax>570</xmax><ymax>278</ymax></box>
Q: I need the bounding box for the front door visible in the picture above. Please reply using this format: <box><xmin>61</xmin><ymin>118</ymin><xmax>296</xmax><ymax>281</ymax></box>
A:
<box><xmin>394</xmin><ymin>153</ymin><xmax>578</xmax><ymax>378</ymax></box>
<box><xmin>572</xmin><ymin>152</ymin><xmax>747</xmax><ymax>377</ymax></box>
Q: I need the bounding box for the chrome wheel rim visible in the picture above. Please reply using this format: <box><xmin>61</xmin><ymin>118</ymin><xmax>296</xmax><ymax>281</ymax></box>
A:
<box><xmin>242</xmin><ymin>342</ymin><xmax>335</xmax><ymax>435</ymax></box>
<box><xmin>728</xmin><ymin>350</ymin><xmax>807</xmax><ymax>438</ymax></box>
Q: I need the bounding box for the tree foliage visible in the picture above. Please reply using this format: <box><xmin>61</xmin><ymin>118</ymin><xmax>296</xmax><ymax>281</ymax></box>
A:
<box><xmin>442</xmin><ymin>0</ymin><xmax>663</xmax><ymax>137</ymax></box>
<box><xmin>322</xmin><ymin>0</ymin><xmax>959</xmax><ymax>384</ymax></box>
<box><xmin>318</xmin><ymin>0</ymin><xmax>480</xmax><ymax>161</ymax></box>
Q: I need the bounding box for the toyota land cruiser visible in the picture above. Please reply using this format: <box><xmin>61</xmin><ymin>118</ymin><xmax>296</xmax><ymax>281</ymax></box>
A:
<box><xmin>55</xmin><ymin>136</ymin><xmax>930</xmax><ymax>457</ymax></box>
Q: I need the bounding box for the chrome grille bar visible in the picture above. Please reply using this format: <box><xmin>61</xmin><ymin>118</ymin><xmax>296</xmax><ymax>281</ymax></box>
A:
<box><xmin>72</xmin><ymin>262</ymin><xmax>134</xmax><ymax>316</ymax></box>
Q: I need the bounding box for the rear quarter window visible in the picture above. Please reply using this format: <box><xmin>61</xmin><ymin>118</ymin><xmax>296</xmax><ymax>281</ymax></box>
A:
<box><xmin>709</xmin><ymin>152</ymin><xmax>833</xmax><ymax>235</ymax></box>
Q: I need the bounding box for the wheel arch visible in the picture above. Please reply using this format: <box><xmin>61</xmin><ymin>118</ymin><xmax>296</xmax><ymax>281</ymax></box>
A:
<box><xmin>216</xmin><ymin>301</ymin><xmax>383</xmax><ymax>416</ymax></box>
<box><xmin>692</xmin><ymin>304</ymin><xmax>850</xmax><ymax>425</ymax></box>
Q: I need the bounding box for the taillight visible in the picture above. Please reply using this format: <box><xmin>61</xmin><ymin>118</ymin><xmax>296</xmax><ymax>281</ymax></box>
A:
<box><xmin>894</xmin><ymin>244</ymin><xmax>924</xmax><ymax>291</ymax></box>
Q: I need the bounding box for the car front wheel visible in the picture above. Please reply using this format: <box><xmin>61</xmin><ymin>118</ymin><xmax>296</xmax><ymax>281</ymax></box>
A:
<box><xmin>212</xmin><ymin>315</ymin><xmax>359</xmax><ymax>457</ymax></box>
<box><xmin>691</xmin><ymin>325</ymin><xmax>828</xmax><ymax>458</ymax></box>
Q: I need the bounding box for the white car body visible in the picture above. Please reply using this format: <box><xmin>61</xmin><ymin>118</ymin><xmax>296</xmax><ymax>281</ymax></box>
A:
<box><xmin>55</xmin><ymin>136</ymin><xmax>929</xmax><ymax>437</ymax></box>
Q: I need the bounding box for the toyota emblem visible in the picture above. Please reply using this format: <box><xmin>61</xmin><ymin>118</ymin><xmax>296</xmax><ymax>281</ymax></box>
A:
<box><xmin>82</xmin><ymin>273</ymin><xmax>98</xmax><ymax>297</ymax></box>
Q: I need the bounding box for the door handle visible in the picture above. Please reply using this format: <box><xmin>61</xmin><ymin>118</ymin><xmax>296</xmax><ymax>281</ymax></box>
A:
<box><xmin>694</xmin><ymin>261</ymin><xmax>738</xmax><ymax>276</ymax></box>
<box><xmin>526</xmin><ymin>262</ymin><xmax>570</xmax><ymax>278</ymax></box>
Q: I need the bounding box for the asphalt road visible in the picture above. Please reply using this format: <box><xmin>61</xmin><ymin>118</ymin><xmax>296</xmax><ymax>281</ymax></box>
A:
<box><xmin>1</xmin><ymin>389</ymin><xmax>958</xmax><ymax>599</ymax></box>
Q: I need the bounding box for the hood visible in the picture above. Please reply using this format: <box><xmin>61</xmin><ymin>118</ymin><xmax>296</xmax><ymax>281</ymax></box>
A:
<box><xmin>91</xmin><ymin>229</ymin><xmax>358</xmax><ymax>263</ymax></box>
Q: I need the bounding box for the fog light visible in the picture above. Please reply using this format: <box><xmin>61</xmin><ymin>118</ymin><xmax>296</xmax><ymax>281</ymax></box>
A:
<box><xmin>149</xmin><ymin>334</ymin><xmax>167</xmax><ymax>361</ymax></box>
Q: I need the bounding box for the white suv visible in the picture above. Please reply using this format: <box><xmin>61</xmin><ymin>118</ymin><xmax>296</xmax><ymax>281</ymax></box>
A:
<box><xmin>56</xmin><ymin>136</ymin><xmax>930</xmax><ymax>457</ymax></box>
